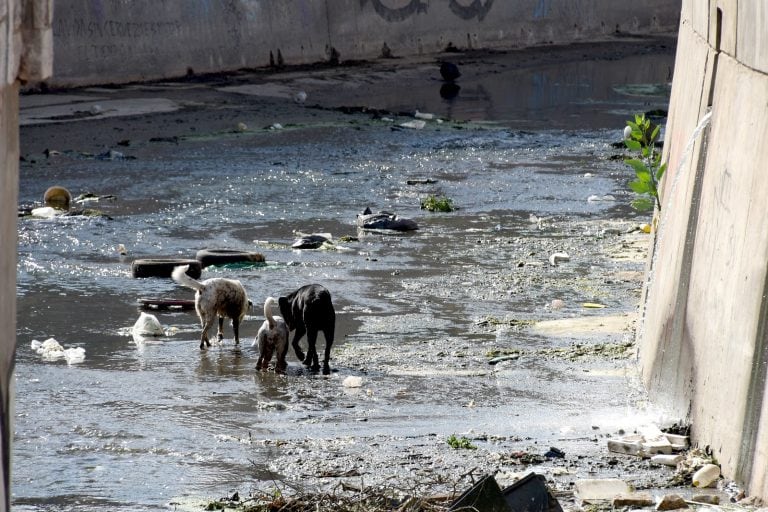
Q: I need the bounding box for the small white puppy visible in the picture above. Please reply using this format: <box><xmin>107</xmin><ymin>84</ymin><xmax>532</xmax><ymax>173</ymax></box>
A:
<box><xmin>253</xmin><ymin>297</ymin><xmax>289</xmax><ymax>373</ymax></box>
<box><xmin>171</xmin><ymin>265</ymin><xmax>249</xmax><ymax>350</ymax></box>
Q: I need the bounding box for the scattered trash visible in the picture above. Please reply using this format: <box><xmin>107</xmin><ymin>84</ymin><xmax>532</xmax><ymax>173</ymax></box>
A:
<box><xmin>96</xmin><ymin>149</ymin><xmax>132</xmax><ymax>160</ymax></box>
<box><xmin>236</xmin><ymin>122</ymin><xmax>248</xmax><ymax>132</ymax></box>
<box><xmin>608</xmin><ymin>433</ymin><xmax>671</xmax><ymax>457</ymax></box>
<box><xmin>656</xmin><ymin>493</ymin><xmax>689</xmax><ymax>510</ymax></box>
<box><xmin>117</xmin><ymin>244</ymin><xmax>128</xmax><ymax>256</ymax></box>
<box><xmin>268</xmin><ymin>123</ymin><xmax>283</xmax><ymax>130</ymax></box>
<box><xmin>503</xmin><ymin>473</ymin><xmax>563</xmax><ymax>512</ymax></box>
<box><xmin>582</xmin><ymin>302</ymin><xmax>607</xmax><ymax>308</ymax></box>
<box><xmin>549</xmin><ymin>299</ymin><xmax>565</xmax><ymax>310</ymax></box>
<box><xmin>414</xmin><ymin>110</ymin><xmax>435</xmax><ymax>120</ymax></box>
<box><xmin>406</xmin><ymin>178</ymin><xmax>437</xmax><ymax>185</ymax></box>
<box><xmin>640</xmin><ymin>223</ymin><xmax>652</xmax><ymax>233</ymax></box>
<box><xmin>488</xmin><ymin>354</ymin><xmax>520</xmax><ymax>365</ymax></box>
<box><xmin>608</xmin><ymin>429</ymin><xmax>689</xmax><ymax>459</ymax></box>
<box><xmin>30</xmin><ymin>338</ymin><xmax>85</xmax><ymax>364</ymax></box>
<box><xmin>663</xmin><ymin>432</ymin><xmax>688</xmax><ymax>450</ymax></box>
<box><xmin>132</xmin><ymin>312</ymin><xmax>165</xmax><ymax>337</ymax></box>
<box><xmin>449</xmin><ymin>474</ymin><xmax>509</xmax><ymax>512</ymax></box>
<box><xmin>575</xmin><ymin>478</ymin><xmax>631</xmax><ymax>504</ymax></box>
<box><xmin>691</xmin><ymin>463</ymin><xmax>720</xmax><ymax>488</ymax></box>
<box><xmin>548</xmin><ymin>252</ymin><xmax>570</xmax><ymax>266</ymax></box>
<box><xmin>89</xmin><ymin>104</ymin><xmax>103</xmax><ymax>115</ymax></box>
<box><xmin>342</xmin><ymin>376</ymin><xmax>364</xmax><ymax>388</ymax></box>
<box><xmin>30</xmin><ymin>206</ymin><xmax>64</xmax><ymax>219</ymax></box>
<box><xmin>138</xmin><ymin>298</ymin><xmax>195</xmax><ymax>311</ymax></box>
<box><xmin>292</xmin><ymin>232</ymin><xmax>332</xmax><ymax>249</ymax></box>
<box><xmin>293</xmin><ymin>90</ymin><xmax>307</xmax><ymax>104</ymax></box>
<box><xmin>587</xmin><ymin>194</ymin><xmax>617</xmax><ymax>202</ymax></box>
<box><xmin>43</xmin><ymin>185</ymin><xmax>72</xmax><ymax>210</ymax></box>
<box><xmin>356</xmin><ymin>207</ymin><xmax>418</xmax><ymax>231</ymax></box>
<box><xmin>544</xmin><ymin>447</ymin><xmax>565</xmax><ymax>458</ymax></box>
<box><xmin>399</xmin><ymin>119</ymin><xmax>426</xmax><ymax>130</ymax></box>
<box><xmin>651</xmin><ymin>454</ymin><xmax>683</xmax><ymax>466</ymax></box>
<box><xmin>73</xmin><ymin>193</ymin><xmax>117</xmax><ymax>207</ymax></box>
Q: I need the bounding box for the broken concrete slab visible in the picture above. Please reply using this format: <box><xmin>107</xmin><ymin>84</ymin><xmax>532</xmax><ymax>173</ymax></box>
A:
<box><xmin>574</xmin><ymin>479</ymin><xmax>631</xmax><ymax>504</ymax></box>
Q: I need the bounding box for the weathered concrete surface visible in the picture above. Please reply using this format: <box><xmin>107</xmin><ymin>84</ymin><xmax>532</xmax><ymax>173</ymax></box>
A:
<box><xmin>2</xmin><ymin>1</ymin><xmax>53</xmax><ymax>510</ymax></box>
<box><xmin>638</xmin><ymin>0</ymin><xmax>768</xmax><ymax>500</ymax></box>
<box><xmin>48</xmin><ymin>0</ymin><xmax>681</xmax><ymax>87</ymax></box>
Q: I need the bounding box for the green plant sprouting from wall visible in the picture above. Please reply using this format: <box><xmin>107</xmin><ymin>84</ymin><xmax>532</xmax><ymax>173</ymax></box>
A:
<box><xmin>624</xmin><ymin>114</ymin><xmax>667</xmax><ymax>212</ymax></box>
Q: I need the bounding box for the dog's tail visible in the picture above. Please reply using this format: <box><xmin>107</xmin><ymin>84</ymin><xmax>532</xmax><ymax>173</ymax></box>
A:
<box><xmin>264</xmin><ymin>297</ymin><xmax>278</xmax><ymax>329</ymax></box>
<box><xmin>171</xmin><ymin>265</ymin><xmax>204</xmax><ymax>291</ymax></box>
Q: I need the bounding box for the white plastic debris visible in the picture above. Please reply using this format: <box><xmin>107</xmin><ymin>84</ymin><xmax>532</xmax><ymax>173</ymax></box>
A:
<box><xmin>549</xmin><ymin>252</ymin><xmax>570</xmax><ymax>266</ymax></box>
<box><xmin>399</xmin><ymin>120</ymin><xmax>426</xmax><ymax>130</ymax></box>
<box><xmin>414</xmin><ymin>110</ymin><xmax>435</xmax><ymax>120</ymax></box>
<box><xmin>692</xmin><ymin>464</ymin><xmax>720</xmax><ymax>488</ymax></box>
<box><xmin>587</xmin><ymin>194</ymin><xmax>617</xmax><ymax>202</ymax></box>
<box><xmin>30</xmin><ymin>206</ymin><xmax>63</xmax><ymax>219</ymax></box>
<box><xmin>651</xmin><ymin>454</ymin><xmax>683</xmax><ymax>467</ymax></box>
<box><xmin>132</xmin><ymin>312</ymin><xmax>165</xmax><ymax>337</ymax></box>
<box><xmin>31</xmin><ymin>338</ymin><xmax>85</xmax><ymax>364</ymax></box>
<box><xmin>294</xmin><ymin>90</ymin><xmax>307</xmax><ymax>104</ymax></box>
<box><xmin>549</xmin><ymin>299</ymin><xmax>565</xmax><ymax>310</ymax></box>
<box><xmin>64</xmin><ymin>347</ymin><xmax>86</xmax><ymax>364</ymax></box>
<box><xmin>342</xmin><ymin>376</ymin><xmax>364</xmax><ymax>388</ymax></box>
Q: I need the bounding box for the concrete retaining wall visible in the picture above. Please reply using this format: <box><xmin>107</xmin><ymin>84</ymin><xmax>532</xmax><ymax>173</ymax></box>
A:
<box><xmin>638</xmin><ymin>0</ymin><xmax>768</xmax><ymax>499</ymax></box>
<box><xmin>2</xmin><ymin>1</ymin><xmax>53</xmax><ymax>509</ymax></box>
<box><xmin>49</xmin><ymin>0</ymin><xmax>681</xmax><ymax>87</ymax></box>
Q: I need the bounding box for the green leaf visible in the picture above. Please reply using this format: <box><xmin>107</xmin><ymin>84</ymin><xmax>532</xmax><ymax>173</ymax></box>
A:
<box><xmin>635</xmin><ymin>170</ymin><xmax>651</xmax><ymax>183</ymax></box>
<box><xmin>642</xmin><ymin>147</ymin><xmax>650</xmax><ymax>158</ymax></box>
<box><xmin>656</xmin><ymin>162</ymin><xmax>667</xmax><ymax>181</ymax></box>
<box><xmin>631</xmin><ymin>197</ymin><xmax>655</xmax><ymax>211</ymax></box>
<box><xmin>650</xmin><ymin>124</ymin><xmax>660</xmax><ymax>143</ymax></box>
<box><xmin>624</xmin><ymin>139</ymin><xmax>642</xmax><ymax>151</ymax></box>
<box><xmin>626</xmin><ymin>158</ymin><xmax>649</xmax><ymax>175</ymax></box>
<box><xmin>629</xmin><ymin>180</ymin><xmax>651</xmax><ymax>194</ymax></box>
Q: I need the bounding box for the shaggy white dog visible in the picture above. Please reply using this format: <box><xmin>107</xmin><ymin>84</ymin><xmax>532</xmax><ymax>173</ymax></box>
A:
<box><xmin>172</xmin><ymin>265</ymin><xmax>249</xmax><ymax>349</ymax></box>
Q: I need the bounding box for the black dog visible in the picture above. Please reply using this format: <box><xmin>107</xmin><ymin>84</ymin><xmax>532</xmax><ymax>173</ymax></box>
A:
<box><xmin>278</xmin><ymin>284</ymin><xmax>335</xmax><ymax>375</ymax></box>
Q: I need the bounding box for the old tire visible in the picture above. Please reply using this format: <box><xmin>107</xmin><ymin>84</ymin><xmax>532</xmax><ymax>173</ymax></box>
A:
<box><xmin>195</xmin><ymin>249</ymin><xmax>265</xmax><ymax>268</ymax></box>
<box><xmin>138</xmin><ymin>298</ymin><xmax>196</xmax><ymax>310</ymax></box>
<box><xmin>131</xmin><ymin>258</ymin><xmax>202</xmax><ymax>279</ymax></box>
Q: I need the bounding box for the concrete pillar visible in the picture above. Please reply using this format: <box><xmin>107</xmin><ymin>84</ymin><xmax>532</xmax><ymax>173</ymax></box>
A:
<box><xmin>0</xmin><ymin>0</ymin><xmax>53</xmax><ymax>509</ymax></box>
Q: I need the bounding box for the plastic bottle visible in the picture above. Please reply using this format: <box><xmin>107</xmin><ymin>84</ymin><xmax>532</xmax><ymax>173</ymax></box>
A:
<box><xmin>692</xmin><ymin>463</ymin><xmax>721</xmax><ymax>487</ymax></box>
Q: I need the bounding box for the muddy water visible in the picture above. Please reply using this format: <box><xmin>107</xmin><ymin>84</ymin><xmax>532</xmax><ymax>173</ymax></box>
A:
<box><xmin>15</xmin><ymin>45</ymin><xmax>674</xmax><ymax>510</ymax></box>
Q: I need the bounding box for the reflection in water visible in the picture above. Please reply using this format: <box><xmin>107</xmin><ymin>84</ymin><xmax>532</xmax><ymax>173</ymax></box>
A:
<box><xmin>440</xmin><ymin>82</ymin><xmax>461</xmax><ymax>100</ymax></box>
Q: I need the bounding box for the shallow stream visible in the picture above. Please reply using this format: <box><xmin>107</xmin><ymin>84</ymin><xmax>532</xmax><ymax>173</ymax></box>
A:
<box><xmin>14</xmin><ymin>42</ymin><xmax>674</xmax><ymax>510</ymax></box>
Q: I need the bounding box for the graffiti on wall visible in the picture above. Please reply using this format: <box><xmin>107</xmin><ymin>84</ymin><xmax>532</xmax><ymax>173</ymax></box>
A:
<box><xmin>362</xmin><ymin>0</ymin><xmax>494</xmax><ymax>21</ymax></box>
<box><xmin>449</xmin><ymin>0</ymin><xmax>494</xmax><ymax>21</ymax></box>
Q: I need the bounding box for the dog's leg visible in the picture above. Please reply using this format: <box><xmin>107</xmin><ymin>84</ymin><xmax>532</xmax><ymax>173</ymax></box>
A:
<box><xmin>217</xmin><ymin>316</ymin><xmax>225</xmax><ymax>341</ymax></box>
<box><xmin>232</xmin><ymin>317</ymin><xmax>241</xmax><ymax>345</ymax></box>
<box><xmin>305</xmin><ymin>329</ymin><xmax>320</xmax><ymax>372</ymax></box>
<box><xmin>321</xmin><ymin>327</ymin><xmax>334</xmax><ymax>375</ymax></box>
<box><xmin>200</xmin><ymin>316</ymin><xmax>215</xmax><ymax>350</ymax></box>
<box><xmin>291</xmin><ymin>326</ymin><xmax>307</xmax><ymax>362</ymax></box>
<box><xmin>276</xmin><ymin>340</ymin><xmax>289</xmax><ymax>374</ymax></box>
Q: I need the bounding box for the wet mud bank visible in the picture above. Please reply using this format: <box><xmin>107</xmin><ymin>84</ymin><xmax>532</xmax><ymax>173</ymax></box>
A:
<box><xmin>13</xmin><ymin>36</ymin><xmax>730</xmax><ymax>511</ymax></box>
